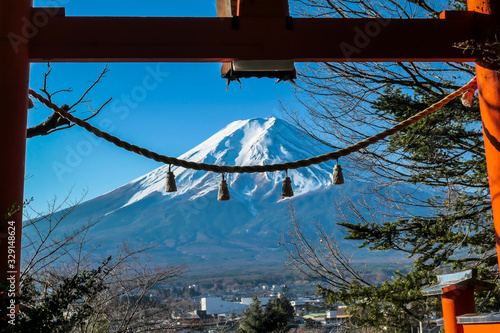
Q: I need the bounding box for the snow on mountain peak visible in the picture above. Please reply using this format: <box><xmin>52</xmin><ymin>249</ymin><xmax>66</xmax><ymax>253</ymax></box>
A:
<box><xmin>40</xmin><ymin>117</ymin><xmax>412</xmax><ymax>272</ymax></box>
<box><xmin>121</xmin><ymin>117</ymin><xmax>335</xmax><ymax>208</ymax></box>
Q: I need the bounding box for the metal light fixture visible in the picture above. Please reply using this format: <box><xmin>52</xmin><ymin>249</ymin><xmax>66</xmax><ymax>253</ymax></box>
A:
<box><xmin>222</xmin><ymin>60</ymin><xmax>296</xmax><ymax>84</ymax></box>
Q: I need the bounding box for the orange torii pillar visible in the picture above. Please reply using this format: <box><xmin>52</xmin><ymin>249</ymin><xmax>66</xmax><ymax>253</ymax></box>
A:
<box><xmin>468</xmin><ymin>0</ymin><xmax>500</xmax><ymax>270</ymax></box>
<box><xmin>441</xmin><ymin>285</ymin><xmax>477</xmax><ymax>333</ymax></box>
<box><xmin>0</xmin><ymin>0</ymin><xmax>32</xmax><ymax>317</ymax></box>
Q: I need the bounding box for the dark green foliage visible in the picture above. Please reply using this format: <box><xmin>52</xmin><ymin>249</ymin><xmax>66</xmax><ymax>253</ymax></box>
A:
<box><xmin>284</xmin><ymin>1</ymin><xmax>495</xmax><ymax>332</ymax></box>
<box><xmin>263</xmin><ymin>297</ymin><xmax>295</xmax><ymax>332</ymax></box>
<box><xmin>304</xmin><ymin>318</ymin><xmax>315</xmax><ymax>329</ymax></box>
<box><xmin>239</xmin><ymin>297</ymin><xmax>265</xmax><ymax>333</ymax></box>
<box><xmin>239</xmin><ymin>296</ymin><xmax>295</xmax><ymax>333</ymax></box>
<box><xmin>348</xmin><ymin>85</ymin><xmax>494</xmax><ymax>269</ymax></box>
<box><xmin>272</xmin><ymin>297</ymin><xmax>295</xmax><ymax>320</ymax></box>
<box><xmin>319</xmin><ymin>270</ymin><xmax>439</xmax><ymax>330</ymax></box>
<box><xmin>0</xmin><ymin>258</ymin><xmax>110</xmax><ymax>333</ymax></box>
<box><xmin>320</xmin><ymin>84</ymin><xmax>499</xmax><ymax>332</ymax></box>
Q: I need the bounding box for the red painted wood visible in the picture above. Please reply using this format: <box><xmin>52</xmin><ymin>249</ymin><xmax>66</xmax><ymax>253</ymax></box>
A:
<box><xmin>467</xmin><ymin>0</ymin><xmax>500</xmax><ymax>276</ymax></box>
<box><xmin>29</xmin><ymin>16</ymin><xmax>476</xmax><ymax>62</ymax></box>
<box><xmin>442</xmin><ymin>286</ymin><xmax>476</xmax><ymax>333</ymax></box>
<box><xmin>462</xmin><ymin>323</ymin><xmax>500</xmax><ymax>333</ymax></box>
<box><xmin>0</xmin><ymin>0</ymin><xmax>32</xmax><ymax>316</ymax></box>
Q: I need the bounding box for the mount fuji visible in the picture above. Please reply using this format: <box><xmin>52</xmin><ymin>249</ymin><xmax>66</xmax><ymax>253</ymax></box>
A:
<box><xmin>34</xmin><ymin>117</ymin><xmax>409</xmax><ymax>273</ymax></box>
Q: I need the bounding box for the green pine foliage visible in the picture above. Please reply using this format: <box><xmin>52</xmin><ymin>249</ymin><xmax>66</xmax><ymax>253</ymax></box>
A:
<box><xmin>319</xmin><ymin>84</ymin><xmax>499</xmax><ymax>331</ymax></box>
<box><xmin>283</xmin><ymin>1</ymin><xmax>495</xmax><ymax>331</ymax></box>
<box><xmin>239</xmin><ymin>297</ymin><xmax>265</xmax><ymax>333</ymax></box>
<box><xmin>0</xmin><ymin>258</ymin><xmax>110</xmax><ymax>333</ymax></box>
<box><xmin>239</xmin><ymin>296</ymin><xmax>295</xmax><ymax>333</ymax></box>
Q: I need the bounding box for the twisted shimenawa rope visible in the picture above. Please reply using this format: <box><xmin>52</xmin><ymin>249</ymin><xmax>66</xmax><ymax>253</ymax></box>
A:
<box><xmin>28</xmin><ymin>77</ymin><xmax>477</xmax><ymax>174</ymax></box>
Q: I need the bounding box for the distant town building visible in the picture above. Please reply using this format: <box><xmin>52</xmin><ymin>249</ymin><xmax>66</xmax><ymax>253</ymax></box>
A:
<box><xmin>240</xmin><ymin>297</ymin><xmax>269</xmax><ymax>306</ymax></box>
<box><xmin>290</xmin><ymin>297</ymin><xmax>323</xmax><ymax>314</ymax></box>
<box><xmin>201</xmin><ymin>297</ymin><xmax>270</xmax><ymax>315</ymax></box>
<box><xmin>326</xmin><ymin>311</ymin><xmax>338</xmax><ymax>319</ymax></box>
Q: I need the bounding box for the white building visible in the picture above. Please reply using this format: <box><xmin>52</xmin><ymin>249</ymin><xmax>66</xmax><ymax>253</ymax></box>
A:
<box><xmin>201</xmin><ymin>297</ymin><xmax>270</xmax><ymax>315</ymax></box>
<box><xmin>240</xmin><ymin>297</ymin><xmax>269</xmax><ymax>306</ymax></box>
<box><xmin>326</xmin><ymin>311</ymin><xmax>338</xmax><ymax>319</ymax></box>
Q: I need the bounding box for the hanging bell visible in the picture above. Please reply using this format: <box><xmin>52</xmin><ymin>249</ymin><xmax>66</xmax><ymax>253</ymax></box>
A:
<box><xmin>461</xmin><ymin>87</ymin><xmax>476</xmax><ymax>107</ymax></box>
<box><xmin>165</xmin><ymin>165</ymin><xmax>177</xmax><ymax>192</ymax></box>
<box><xmin>332</xmin><ymin>162</ymin><xmax>344</xmax><ymax>185</ymax></box>
<box><xmin>281</xmin><ymin>171</ymin><xmax>294</xmax><ymax>198</ymax></box>
<box><xmin>218</xmin><ymin>174</ymin><xmax>231</xmax><ymax>201</ymax></box>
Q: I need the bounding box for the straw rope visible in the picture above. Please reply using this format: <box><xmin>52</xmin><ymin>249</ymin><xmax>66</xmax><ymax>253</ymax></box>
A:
<box><xmin>28</xmin><ymin>77</ymin><xmax>477</xmax><ymax>174</ymax></box>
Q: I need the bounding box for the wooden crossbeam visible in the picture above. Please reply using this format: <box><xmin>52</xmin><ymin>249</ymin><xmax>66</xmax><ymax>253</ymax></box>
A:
<box><xmin>29</xmin><ymin>14</ymin><xmax>476</xmax><ymax>63</ymax></box>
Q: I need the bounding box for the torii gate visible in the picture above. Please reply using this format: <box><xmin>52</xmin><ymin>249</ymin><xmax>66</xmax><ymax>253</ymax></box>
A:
<box><xmin>1</xmin><ymin>0</ymin><xmax>499</xmax><ymax>331</ymax></box>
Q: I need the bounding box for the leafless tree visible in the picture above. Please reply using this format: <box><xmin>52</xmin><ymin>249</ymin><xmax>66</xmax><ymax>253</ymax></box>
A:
<box><xmin>280</xmin><ymin>0</ymin><xmax>493</xmax><ymax>330</ymax></box>
<box><xmin>22</xmin><ymin>194</ymin><xmax>189</xmax><ymax>333</ymax></box>
<box><xmin>209</xmin><ymin>313</ymin><xmax>242</xmax><ymax>333</ymax></box>
<box><xmin>27</xmin><ymin>64</ymin><xmax>112</xmax><ymax>138</ymax></box>
<box><xmin>286</xmin><ymin>0</ymin><xmax>478</xmax><ymax>183</ymax></box>
<box><xmin>19</xmin><ymin>67</ymin><xmax>191</xmax><ymax>332</ymax></box>
<box><xmin>281</xmin><ymin>204</ymin><xmax>369</xmax><ymax>290</ymax></box>
<box><xmin>283</xmin><ymin>0</ymin><xmax>491</xmax><ymax>267</ymax></box>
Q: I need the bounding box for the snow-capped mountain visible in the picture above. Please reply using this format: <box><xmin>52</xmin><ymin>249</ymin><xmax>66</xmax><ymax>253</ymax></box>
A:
<box><xmin>30</xmin><ymin>117</ymin><xmax>408</xmax><ymax>273</ymax></box>
<box><xmin>123</xmin><ymin>116</ymin><xmax>334</xmax><ymax>206</ymax></box>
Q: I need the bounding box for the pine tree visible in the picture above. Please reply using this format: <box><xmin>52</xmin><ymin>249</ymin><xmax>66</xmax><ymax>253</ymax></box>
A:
<box><xmin>282</xmin><ymin>0</ymin><xmax>499</xmax><ymax>331</ymax></box>
<box><xmin>239</xmin><ymin>297</ymin><xmax>265</xmax><ymax>333</ymax></box>
<box><xmin>320</xmin><ymin>85</ymin><xmax>498</xmax><ymax>329</ymax></box>
<box><xmin>239</xmin><ymin>297</ymin><xmax>295</xmax><ymax>333</ymax></box>
<box><xmin>263</xmin><ymin>297</ymin><xmax>295</xmax><ymax>332</ymax></box>
<box><xmin>285</xmin><ymin>82</ymin><xmax>498</xmax><ymax>331</ymax></box>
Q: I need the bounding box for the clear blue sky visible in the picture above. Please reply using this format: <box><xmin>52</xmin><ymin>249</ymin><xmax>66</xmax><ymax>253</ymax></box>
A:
<box><xmin>25</xmin><ymin>0</ymin><xmax>297</xmax><ymax>213</ymax></box>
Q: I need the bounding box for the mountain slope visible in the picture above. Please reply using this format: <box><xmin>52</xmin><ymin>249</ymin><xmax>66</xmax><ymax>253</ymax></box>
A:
<box><xmin>28</xmin><ymin>117</ymin><xmax>417</xmax><ymax>273</ymax></box>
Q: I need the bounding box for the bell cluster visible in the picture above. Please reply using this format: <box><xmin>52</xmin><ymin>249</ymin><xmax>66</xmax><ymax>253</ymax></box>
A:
<box><xmin>165</xmin><ymin>161</ymin><xmax>345</xmax><ymax>201</ymax></box>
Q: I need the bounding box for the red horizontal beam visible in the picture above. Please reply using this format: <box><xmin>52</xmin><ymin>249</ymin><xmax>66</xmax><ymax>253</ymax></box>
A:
<box><xmin>29</xmin><ymin>14</ymin><xmax>477</xmax><ymax>62</ymax></box>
